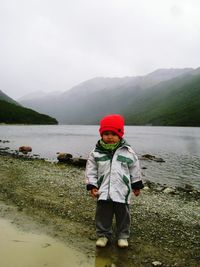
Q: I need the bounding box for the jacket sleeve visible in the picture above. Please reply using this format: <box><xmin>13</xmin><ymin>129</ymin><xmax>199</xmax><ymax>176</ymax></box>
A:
<box><xmin>85</xmin><ymin>151</ymin><xmax>98</xmax><ymax>191</ymax></box>
<box><xmin>129</xmin><ymin>154</ymin><xmax>144</xmax><ymax>190</ymax></box>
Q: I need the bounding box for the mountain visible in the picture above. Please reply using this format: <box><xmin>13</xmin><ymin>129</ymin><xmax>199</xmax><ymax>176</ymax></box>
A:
<box><xmin>18</xmin><ymin>90</ymin><xmax>62</xmax><ymax>101</ymax></box>
<box><xmin>0</xmin><ymin>90</ymin><xmax>19</xmax><ymax>105</ymax></box>
<box><xmin>124</xmin><ymin>71</ymin><xmax>200</xmax><ymax>126</ymax></box>
<box><xmin>0</xmin><ymin>91</ymin><xmax>58</xmax><ymax>124</ymax></box>
<box><xmin>19</xmin><ymin>68</ymin><xmax>200</xmax><ymax>126</ymax></box>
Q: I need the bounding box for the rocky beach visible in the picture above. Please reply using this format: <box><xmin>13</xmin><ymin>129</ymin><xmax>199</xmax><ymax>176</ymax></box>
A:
<box><xmin>0</xmin><ymin>149</ymin><xmax>200</xmax><ymax>267</ymax></box>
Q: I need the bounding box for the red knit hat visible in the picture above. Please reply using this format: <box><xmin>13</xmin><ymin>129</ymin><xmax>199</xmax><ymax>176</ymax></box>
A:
<box><xmin>99</xmin><ymin>114</ymin><xmax>124</xmax><ymax>138</ymax></box>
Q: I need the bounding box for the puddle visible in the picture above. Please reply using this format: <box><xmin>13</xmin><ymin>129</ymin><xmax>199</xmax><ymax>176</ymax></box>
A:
<box><xmin>0</xmin><ymin>217</ymin><xmax>141</xmax><ymax>267</ymax></box>
<box><xmin>95</xmin><ymin>247</ymin><xmax>131</xmax><ymax>267</ymax></box>
<box><xmin>0</xmin><ymin>218</ymin><xmax>94</xmax><ymax>267</ymax></box>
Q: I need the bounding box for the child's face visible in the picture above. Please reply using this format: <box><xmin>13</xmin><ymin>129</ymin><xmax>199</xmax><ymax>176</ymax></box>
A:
<box><xmin>102</xmin><ymin>131</ymin><xmax>120</xmax><ymax>144</ymax></box>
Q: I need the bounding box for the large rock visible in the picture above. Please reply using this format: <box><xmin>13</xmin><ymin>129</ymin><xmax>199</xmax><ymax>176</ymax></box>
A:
<box><xmin>57</xmin><ymin>153</ymin><xmax>87</xmax><ymax>167</ymax></box>
<box><xmin>19</xmin><ymin>146</ymin><xmax>32</xmax><ymax>154</ymax></box>
<box><xmin>57</xmin><ymin>153</ymin><xmax>73</xmax><ymax>163</ymax></box>
<box><xmin>140</xmin><ymin>154</ymin><xmax>165</xmax><ymax>163</ymax></box>
<box><xmin>71</xmin><ymin>158</ymin><xmax>87</xmax><ymax>167</ymax></box>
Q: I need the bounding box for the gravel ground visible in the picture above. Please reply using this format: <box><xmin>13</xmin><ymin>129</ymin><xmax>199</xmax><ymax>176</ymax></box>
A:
<box><xmin>0</xmin><ymin>153</ymin><xmax>200</xmax><ymax>267</ymax></box>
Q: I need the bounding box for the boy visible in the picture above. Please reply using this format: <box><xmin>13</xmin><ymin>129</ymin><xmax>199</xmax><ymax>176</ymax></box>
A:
<box><xmin>85</xmin><ymin>114</ymin><xmax>143</xmax><ymax>248</ymax></box>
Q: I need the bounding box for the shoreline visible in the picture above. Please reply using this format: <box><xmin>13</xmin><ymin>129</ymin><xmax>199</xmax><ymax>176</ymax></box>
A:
<box><xmin>0</xmin><ymin>153</ymin><xmax>200</xmax><ymax>266</ymax></box>
<box><xmin>1</xmin><ymin>145</ymin><xmax>200</xmax><ymax>194</ymax></box>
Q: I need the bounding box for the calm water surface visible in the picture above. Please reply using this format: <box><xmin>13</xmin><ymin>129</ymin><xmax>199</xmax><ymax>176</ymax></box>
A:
<box><xmin>0</xmin><ymin>125</ymin><xmax>200</xmax><ymax>189</ymax></box>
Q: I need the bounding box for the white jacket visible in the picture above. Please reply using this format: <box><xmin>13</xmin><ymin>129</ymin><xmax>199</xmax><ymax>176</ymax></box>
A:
<box><xmin>85</xmin><ymin>140</ymin><xmax>143</xmax><ymax>204</ymax></box>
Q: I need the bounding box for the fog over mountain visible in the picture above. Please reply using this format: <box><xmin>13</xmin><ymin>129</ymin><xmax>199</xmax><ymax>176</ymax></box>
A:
<box><xmin>19</xmin><ymin>68</ymin><xmax>200</xmax><ymax>126</ymax></box>
<box><xmin>1</xmin><ymin>1</ymin><xmax>200</xmax><ymax>100</ymax></box>
<box><xmin>19</xmin><ymin>90</ymin><xmax>62</xmax><ymax>101</ymax></box>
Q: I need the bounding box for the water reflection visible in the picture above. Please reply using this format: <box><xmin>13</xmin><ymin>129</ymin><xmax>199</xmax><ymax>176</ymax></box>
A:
<box><xmin>95</xmin><ymin>245</ymin><xmax>132</xmax><ymax>267</ymax></box>
<box><xmin>0</xmin><ymin>218</ymin><xmax>93</xmax><ymax>267</ymax></box>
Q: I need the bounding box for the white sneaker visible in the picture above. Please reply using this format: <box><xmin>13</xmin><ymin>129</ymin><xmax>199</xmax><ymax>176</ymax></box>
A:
<box><xmin>96</xmin><ymin>237</ymin><xmax>108</xmax><ymax>247</ymax></box>
<box><xmin>118</xmin><ymin>239</ymin><xmax>128</xmax><ymax>248</ymax></box>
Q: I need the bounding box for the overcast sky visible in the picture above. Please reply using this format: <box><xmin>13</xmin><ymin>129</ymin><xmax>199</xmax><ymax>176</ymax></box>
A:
<box><xmin>0</xmin><ymin>0</ymin><xmax>200</xmax><ymax>99</ymax></box>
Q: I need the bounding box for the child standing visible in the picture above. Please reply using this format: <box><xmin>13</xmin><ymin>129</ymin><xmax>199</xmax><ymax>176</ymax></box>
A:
<box><xmin>85</xmin><ymin>114</ymin><xmax>144</xmax><ymax>248</ymax></box>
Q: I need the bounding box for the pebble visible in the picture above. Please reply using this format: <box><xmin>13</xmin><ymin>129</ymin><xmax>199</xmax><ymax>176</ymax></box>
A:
<box><xmin>163</xmin><ymin>187</ymin><xmax>176</xmax><ymax>194</ymax></box>
<box><xmin>152</xmin><ymin>261</ymin><xmax>162</xmax><ymax>266</ymax></box>
<box><xmin>143</xmin><ymin>186</ymin><xmax>150</xmax><ymax>191</ymax></box>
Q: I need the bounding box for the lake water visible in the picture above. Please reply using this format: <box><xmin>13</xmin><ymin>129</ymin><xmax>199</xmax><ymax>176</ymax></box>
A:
<box><xmin>0</xmin><ymin>125</ymin><xmax>200</xmax><ymax>189</ymax></box>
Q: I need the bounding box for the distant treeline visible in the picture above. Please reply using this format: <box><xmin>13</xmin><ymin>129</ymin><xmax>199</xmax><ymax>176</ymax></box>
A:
<box><xmin>0</xmin><ymin>100</ymin><xmax>58</xmax><ymax>125</ymax></box>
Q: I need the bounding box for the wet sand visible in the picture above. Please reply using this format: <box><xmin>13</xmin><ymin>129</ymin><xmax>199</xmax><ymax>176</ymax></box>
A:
<box><xmin>0</xmin><ymin>216</ymin><xmax>93</xmax><ymax>267</ymax></box>
<box><xmin>0</xmin><ymin>202</ymin><xmax>138</xmax><ymax>267</ymax></box>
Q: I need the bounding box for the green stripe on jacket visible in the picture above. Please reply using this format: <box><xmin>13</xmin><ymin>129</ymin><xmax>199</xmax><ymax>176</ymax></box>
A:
<box><xmin>122</xmin><ymin>175</ymin><xmax>131</xmax><ymax>204</ymax></box>
<box><xmin>97</xmin><ymin>175</ymin><xmax>104</xmax><ymax>188</ymax></box>
<box><xmin>117</xmin><ymin>155</ymin><xmax>133</xmax><ymax>165</ymax></box>
<box><xmin>95</xmin><ymin>155</ymin><xmax>112</xmax><ymax>161</ymax></box>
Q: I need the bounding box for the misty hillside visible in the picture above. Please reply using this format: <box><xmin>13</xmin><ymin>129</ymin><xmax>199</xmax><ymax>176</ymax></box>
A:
<box><xmin>0</xmin><ymin>91</ymin><xmax>58</xmax><ymax>125</ymax></box>
<box><xmin>19</xmin><ymin>68</ymin><xmax>200</xmax><ymax>126</ymax></box>
<box><xmin>18</xmin><ymin>90</ymin><xmax>62</xmax><ymax>101</ymax></box>
<box><xmin>124</xmin><ymin>72</ymin><xmax>200</xmax><ymax>126</ymax></box>
<box><xmin>0</xmin><ymin>90</ymin><xmax>19</xmax><ymax>105</ymax></box>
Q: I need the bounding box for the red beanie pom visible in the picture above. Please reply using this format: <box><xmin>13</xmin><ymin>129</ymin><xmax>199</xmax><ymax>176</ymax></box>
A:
<box><xmin>99</xmin><ymin>114</ymin><xmax>124</xmax><ymax>138</ymax></box>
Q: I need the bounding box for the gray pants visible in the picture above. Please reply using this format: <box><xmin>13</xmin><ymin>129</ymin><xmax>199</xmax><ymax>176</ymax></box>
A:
<box><xmin>95</xmin><ymin>200</ymin><xmax>131</xmax><ymax>239</ymax></box>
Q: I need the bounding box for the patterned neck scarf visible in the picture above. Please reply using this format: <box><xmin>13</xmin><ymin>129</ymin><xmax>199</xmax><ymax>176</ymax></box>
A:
<box><xmin>99</xmin><ymin>139</ymin><xmax>120</xmax><ymax>151</ymax></box>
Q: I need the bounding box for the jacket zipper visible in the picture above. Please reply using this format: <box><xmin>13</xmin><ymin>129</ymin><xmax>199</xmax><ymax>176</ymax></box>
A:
<box><xmin>107</xmin><ymin>150</ymin><xmax>115</xmax><ymax>200</ymax></box>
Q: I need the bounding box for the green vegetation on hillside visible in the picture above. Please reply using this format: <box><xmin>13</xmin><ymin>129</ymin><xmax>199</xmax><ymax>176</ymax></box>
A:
<box><xmin>57</xmin><ymin>73</ymin><xmax>200</xmax><ymax>126</ymax></box>
<box><xmin>61</xmin><ymin>71</ymin><xmax>200</xmax><ymax>126</ymax></box>
<box><xmin>124</xmin><ymin>74</ymin><xmax>200</xmax><ymax>126</ymax></box>
<box><xmin>0</xmin><ymin>100</ymin><xmax>58</xmax><ymax>124</ymax></box>
<box><xmin>0</xmin><ymin>90</ymin><xmax>19</xmax><ymax>105</ymax></box>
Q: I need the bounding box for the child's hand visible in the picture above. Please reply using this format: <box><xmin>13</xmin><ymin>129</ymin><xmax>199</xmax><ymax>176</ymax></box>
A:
<box><xmin>90</xmin><ymin>188</ymin><xmax>99</xmax><ymax>198</ymax></box>
<box><xmin>133</xmin><ymin>189</ymin><xmax>140</xmax><ymax>196</ymax></box>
